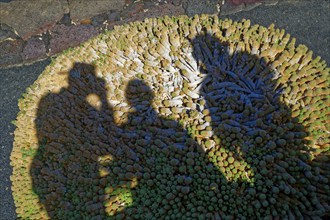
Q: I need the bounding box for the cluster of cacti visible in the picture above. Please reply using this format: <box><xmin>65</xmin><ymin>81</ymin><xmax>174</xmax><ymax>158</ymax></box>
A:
<box><xmin>10</xmin><ymin>14</ymin><xmax>329</xmax><ymax>219</ymax></box>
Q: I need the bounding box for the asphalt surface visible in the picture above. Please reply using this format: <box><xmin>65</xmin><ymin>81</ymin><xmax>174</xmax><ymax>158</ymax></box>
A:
<box><xmin>0</xmin><ymin>1</ymin><xmax>329</xmax><ymax>219</ymax></box>
<box><xmin>0</xmin><ymin>59</ymin><xmax>50</xmax><ymax>220</ymax></box>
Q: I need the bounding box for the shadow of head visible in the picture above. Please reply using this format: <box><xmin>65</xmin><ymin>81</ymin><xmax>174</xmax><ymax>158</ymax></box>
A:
<box><xmin>125</xmin><ymin>79</ymin><xmax>154</xmax><ymax>110</ymax></box>
<box><xmin>66</xmin><ymin>62</ymin><xmax>111</xmax><ymax>110</ymax></box>
<box><xmin>67</xmin><ymin>62</ymin><xmax>107</xmax><ymax>92</ymax></box>
<box><xmin>68</xmin><ymin>62</ymin><xmax>96</xmax><ymax>82</ymax></box>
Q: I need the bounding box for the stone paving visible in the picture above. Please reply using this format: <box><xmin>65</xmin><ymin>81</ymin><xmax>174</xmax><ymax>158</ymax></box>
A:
<box><xmin>0</xmin><ymin>0</ymin><xmax>280</xmax><ymax>68</ymax></box>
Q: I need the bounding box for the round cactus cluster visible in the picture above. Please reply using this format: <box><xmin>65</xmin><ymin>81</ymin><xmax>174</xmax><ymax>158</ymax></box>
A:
<box><xmin>10</xmin><ymin>15</ymin><xmax>329</xmax><ymax>219</ymax></box>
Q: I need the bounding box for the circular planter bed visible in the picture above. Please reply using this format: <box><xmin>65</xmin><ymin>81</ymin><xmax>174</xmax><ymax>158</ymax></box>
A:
<box><xmin>11</xmin><ymin>15</ymin><xmax>329</xmax><ymax>219</ymax></box>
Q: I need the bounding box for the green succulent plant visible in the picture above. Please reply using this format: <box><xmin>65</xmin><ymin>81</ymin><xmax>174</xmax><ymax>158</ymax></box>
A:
<box><xmin>10</xmin><ymin>14</ymin><xmax>329</xmax><ymax>219</ymax></box>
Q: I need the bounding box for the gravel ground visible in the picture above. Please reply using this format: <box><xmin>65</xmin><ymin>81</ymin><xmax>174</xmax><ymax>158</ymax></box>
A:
<box><xmin>0</xmin><ymin>59</ymin><xmax>50</xmax><ymax>220</ymax></box>
<box><xmin>0</xmin><ymin>1</ymin><xmax>329</xmax><ymax>219</ymax></box>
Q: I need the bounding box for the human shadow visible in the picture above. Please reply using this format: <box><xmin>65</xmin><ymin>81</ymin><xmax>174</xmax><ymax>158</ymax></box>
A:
<box><xmin>108</xmin><ymin>79</ymin><xmax>228</xmax><ymax>219</ymax></box>
<box><xmin>31</xmin><ymin>62</ymin><xmax>121</xmax><ymax>219</ymax></box>
<box><xmin>109</xmin><ymin>32</ymin><xmax>328</xmax><ymax>218</ymax></box>
<box><xmin>191</xmin><ymin>32</ymin><xmax>328</xmax><ymax>218</ymax></box>
<box><xmin>30</xmin><ymin>38</ymin><xmax>328</xmax><ymax>219</ymax></box>
<box><xmin>31</xmin><ymin>64</ymin><xmax>226</xmax><ymax>219</ymax></box>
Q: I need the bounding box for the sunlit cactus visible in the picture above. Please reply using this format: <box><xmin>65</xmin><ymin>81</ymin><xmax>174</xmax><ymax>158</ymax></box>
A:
<box><xmin>10</xmin><ymin>15</ymin><xmax>329</xmax><ymax>219</ymax></box>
